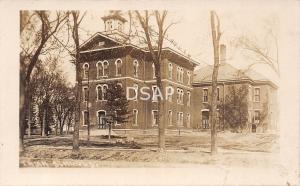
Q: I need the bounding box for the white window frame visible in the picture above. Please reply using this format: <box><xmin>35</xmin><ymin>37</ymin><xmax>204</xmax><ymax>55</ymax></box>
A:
<box><xmin>96</xmin><ymin>110</ymin><xmax>107</xmax><ymax>127</ymax></box>
<box><xmin>133</xmin><ymin>109</ymin><xmax>138</xmax><ymax>126</ymax></box>
<box><xmin>180</xmin><ymin>89</ymin><xmax>184</xmax><ymax>105</ymax></box>
<box><xmin>103</xmin><ymin>60</ymin><xmax>109</xmax><ymax>77</ymax></box>
<box><xmin>133</xmin><ymin>60</ymin><xmax>139</xmax><ymax>77</ymax></box>
<box><xmin>180</xmin><ymin>68</ymin><xmax>184</xmax><ymax>83</ymax></box>
<box><xmin>96</xmin><ymin>85</ymin><xmax>102</xmax><ymax>101</ymax></box>
<box><xmin>96</xmin><ymin>61</ymin><xmax>103</xmax><ymax>78</ymax></box>
<box><xmin>115</xmin><ymin>58</ymin><xmax>122</xmax><ymax>76</ymax></box>
<box><xmin>167</xmin><ymin>85</ymin><xmax>173</xmax><ymax>102</ymax></box>
<box><xmin>187</xmin><ymin>91</ymin><xmax>191</xmax><ymax>106</ymax></box>
<box><xmin>187</xmin><ymin>71</ymin><xmax>191</xmax><ymax>85</ymax></box>
<box><xmin>152</xmin><ymin>110</ymin><xmax>158</xmax><ymax>126</ymax></box>
<box><xmin>176</xmin><ymin>66</ymin><xmax>180</xmax><ymax>82</ymax></box>
<box><xmin>254</xmin><ymin>110</ymin><xmax>260</xmax><ymax>124</ymax></box>
<box><xmin>82</xmin><ymin>63</ymin><xmax>89</xmax><ymax>79</ymax></box>
<box><xmin>177</xmin><ymin>112</ymin><xmax>183</xmax><ymax>126</ymax></box>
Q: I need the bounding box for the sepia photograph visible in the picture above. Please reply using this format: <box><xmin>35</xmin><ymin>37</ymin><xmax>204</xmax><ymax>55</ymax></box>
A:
<box><xmin>1</xmin><ymin>0</ymin><xmax>300</xmax><ymax>185</ymax></box>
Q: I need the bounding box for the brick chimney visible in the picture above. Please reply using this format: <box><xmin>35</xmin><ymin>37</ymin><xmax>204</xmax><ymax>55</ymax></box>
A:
<box><xmin>220</xmin><ymin>44</ymin><xmax>226</xmax><ymax>64</ymax></box>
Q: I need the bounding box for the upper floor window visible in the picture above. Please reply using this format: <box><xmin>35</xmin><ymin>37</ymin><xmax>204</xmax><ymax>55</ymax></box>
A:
<box><xmin>133</xmin><ymin>84</ymin><xmax>138</xmax><ymax>101</ymax></box>
<box><xmin>180</xmin><ymin>68</ymin><xmax>184</xmax><ymax>83</ymax></box>
<box><xmin>187</xmin><ymin>71</ymin><xmax>191</xmax><ymax>85</ymax></box>
<box><xmin>133</xmin><ymin>60</ymin><xmax>139</xmax><ymax>77</ymax></box>
<box><xmin>96</xmin><ymin>85</ymin><xmax>102</xmax><ymax>101</ymax></box>
<box><xmin>97</xmin><ymin>61</ymin><xmax>109</xmax><ymax>78</ymax></box>
<box><xmin>82</xmin><ymin>110</ymin><xmax>89</xmax><ymax>126</ymax></box>
<box><xmin>203</xmin><ymin>88</ymin><xmax>208</xmax><ymax>102</ymax></box>
<box><xmin>115</xmin><ymin>59</ymin><xmax>122</xmax><ymax>76</ymax></box>
<box><xmin>168</xmin><ymin>63</ymin><xmax>173</xmax><ymax>79</ymax></box>
<box><xmin>167</xmin><ymin>85</ymin><xmax>173</xmax><ymax>102</ymax></box>
<box><xmin>254</xmin><ymin>88</ymin><xmax>260</xmax><ymax>102</ymax></box>
<box><xmin>102</xmin><ymin>84</ymin><xmax>108</xmax><ymax>100</ymax></box>
<box><xmin>176</xmin><ymin>67</ymin><xmax>180</xmax><ymax>82</ymax></box>
<box><xmin>217</xmin><ymin>87</ymin><xmax>220</xmax><ymax>101</ymax></box>
<box><xmin>83</xmin><ymin>63</ymin><xmax>89</xmax><ymax>79</ymax></box>
<box><xmin>152</xmin><ymin>63</ymin><xmax>156</xmax><ymax>79</ymax></box>
<box><xmin>177</xmin><ymin>88</ymin><xmax>184</xmax><ymax>104</ymax></box>
<box><xmin>187</xmin><ymin>91</ymin><xmax>191</xmax><ymax>106</ymax></box>
<box><xmin>83</xmin><ymin>86</ymin><xmax>88</xmax><ymax>102</ymax></box>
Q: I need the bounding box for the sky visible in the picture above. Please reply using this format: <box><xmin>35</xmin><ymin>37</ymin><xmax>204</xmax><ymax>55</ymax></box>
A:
<box><xmin>60</xmin><ymin>9</ymin><xmax>280</xmax><ymax>85</ymax></box>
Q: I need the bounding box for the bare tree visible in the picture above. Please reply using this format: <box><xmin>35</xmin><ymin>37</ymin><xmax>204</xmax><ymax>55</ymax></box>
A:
<box><xmin>210</xmin><ymin>11</ymin><xmax>222</xmax><ymax>155</ymax></box>
<box><xmin>135</xmin><ymin>10</ymin><xmax>174</xmax><ymax>151</ymax></box>
<box><xmin>234</xmin><ymin>17</ymin><xmax>280</xmax><ymax>76</ymax></box>
<box><xmin>68</xmin><ymin>11</ymin><xmax>86</xmax><ymax>152</ymax></box>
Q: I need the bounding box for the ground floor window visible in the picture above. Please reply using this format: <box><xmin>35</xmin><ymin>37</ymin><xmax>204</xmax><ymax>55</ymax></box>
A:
<box><xmin>177</xmin><ymin>112</ymin><xmax>183</xmax><ymax>126</ymax></box>
<box><xmin>202</xmin><ymin>111</ymin><xmax>209</xmax><ymax>129</ymax></box>
<box><xmin>152</xmin><ymin>110</ymin><xmax>158</xmax><ymax>126</ymax></box>
<box><xmin>97</xmin><ymin>111</ymin><xmax>106</xmax><ymax>129</ymax></box>
<box><xmin>82</xmin><ymin>110</ymin><xmax>89</xmax><ymax>126</ymax></box>
<box><xmin>133</xmin><ymin>109</ymin><xmax>138</xmax><ymax>126</ymax></box>
<box><xmin>168</xmin><ymin>110</ymin><xmax>172</xmax><ymax>126</ymax></box>
<box><xmin>187</xmin><ymin>113</ymin><xmax>191</xmax><ymax>128</ymax></box>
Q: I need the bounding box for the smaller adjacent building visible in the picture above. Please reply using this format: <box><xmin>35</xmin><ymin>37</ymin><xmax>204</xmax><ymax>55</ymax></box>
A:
<box><xmin>192</xmin><ymin>45</ymin><xmax>278</xmax><ymax>132</ymax></box>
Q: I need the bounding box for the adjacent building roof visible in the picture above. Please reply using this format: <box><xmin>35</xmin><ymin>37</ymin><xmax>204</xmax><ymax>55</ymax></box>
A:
<box><xmin>193</xmin><ymin>63</ymin><xmax>277</xmax><ymax>88</ymax></box>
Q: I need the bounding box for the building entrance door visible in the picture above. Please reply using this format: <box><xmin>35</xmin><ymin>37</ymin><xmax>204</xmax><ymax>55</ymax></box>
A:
<box><xmin>97</xmin><ymin>111</ymin><xmax>106</xmax><ymax>129</ymax></box>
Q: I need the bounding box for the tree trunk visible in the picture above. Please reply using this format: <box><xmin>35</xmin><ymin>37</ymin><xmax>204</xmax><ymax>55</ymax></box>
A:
<box><xmin>210</xmin><ymin>11</ymin><xmax>221</xmax><ymax>155</ymax></box>
<box><xmin>156</xmin><ymin>65</ymin><xmax>165</xmax><ymax>151</ymax></box>
<box><xmin>73</xmin><ymin>64</ymin><xmax>81</xmax><ymax>151</ymax></box>
<box><xmin>19</xmin><ymin>77</ymin><xmax>28</xmax><ymax>152</ymax></box>
<box><xmin>42</xmin><ymin>108</ymin><xmax>46</xmax><ymax>137</ymax></box>
<box><xmin>28</xmin><ymin>101</ymin><xmax>31</xmax><ymax>137</ymax></box>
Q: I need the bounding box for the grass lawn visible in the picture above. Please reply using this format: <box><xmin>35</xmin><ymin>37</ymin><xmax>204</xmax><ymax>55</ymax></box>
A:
<box><xmin>20</xmin><ymin>130</ymin><xmax>279</xmax><ymax>167</ymax></box>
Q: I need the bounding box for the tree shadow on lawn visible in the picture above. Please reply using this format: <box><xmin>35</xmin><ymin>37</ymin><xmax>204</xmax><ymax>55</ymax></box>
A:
<box><xmin>24</xmin><ymin>136</ymin><xmax>141</xmax><ymax>149</ymax></box>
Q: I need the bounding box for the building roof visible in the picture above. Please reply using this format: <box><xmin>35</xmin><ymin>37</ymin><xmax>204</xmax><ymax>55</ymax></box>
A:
<box><xmin>193</xmin><ymin>63</ymin><xmax>277</xmax><ymax>87</ymax></box>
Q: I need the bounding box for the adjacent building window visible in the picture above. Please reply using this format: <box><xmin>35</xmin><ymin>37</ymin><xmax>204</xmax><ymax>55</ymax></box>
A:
<box><xmin>177</xmin><ymin>112</ymin><xmax>183</xmax><ymax>126</ymax></box>
<box><xmin>115</xmin><ymin>59</ymin><xmax>122</xmax><ymax>76</ymax></box>
<box><xmin>133</xmin><ymin>60</ymin><xmax>139</xmax><ymax>77</ymax></box>
<box><xmin>203</xmin><ymin>88</ymin><xmax>208</xmax><ymax>102</ymax></box>
<box><xmin>187</xmin><ymin>91</ymin><xmax>191</xmax><ymax>106</ymax></box>
<box><xmin>168</xmin><ymin>110</ymin><xmax>173</xmax><ymax>126</ymax></box>
<box><xmin>168</xmin><ymin>63</ymin><xmax>173</xmax><ymax>79</ymax></box>
<box><xmin>83</xmin><ymin>86</ymin><xmax>88</xmax><ymax>102</ymax></box>
<box><xmin>152</xmin><ymin>110</ymin><xmax>158</xmax><ymax>126</ymax></box>
<box><xmin>254</xmin><ymin>110</ymin><xmax>260</xmax><ymax>123</ymax></box>
<box><xmin>254</xmin><ymin>88</ymin><xmax>260</xmax><ymax>102</ymax></box>
<box><xmin>202</xmin><ymin>111</ymin><xmax>209</xmax><ymax>129</ymax></box>
<box><xmin>133</xmin><ymin>109</ymin><xmax>138</xmax><ymax>126</ymax></box>
<box><xmin>83</xmin><ymin>63</ymin><xmax>89</xmax><ymax>79</ymax></box>
<box><xmin>187</xmin><ymin>71</ymin><xmax>191</xmax><ymax>85</ymax></box>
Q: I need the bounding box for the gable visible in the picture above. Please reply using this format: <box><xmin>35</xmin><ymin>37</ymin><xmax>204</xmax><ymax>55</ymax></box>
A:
<box><xmin>79</xmin><ymin>33</ymin><xmax>121</xmax><ymax>51</ymax></box>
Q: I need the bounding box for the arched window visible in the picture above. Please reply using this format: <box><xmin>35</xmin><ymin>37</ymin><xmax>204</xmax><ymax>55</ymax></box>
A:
<box><xmin>176</xmin><ymin>66</ymin><xmax>180</xmax><ymax>82</ymax></box>
<box><xmin>180</xmin><ymin>68</ymin><xmax>184</xmax><ymax>83</ymax></box>
<box><xmin>96</xmin><ymin>61</ymin><xmax>102</xmax><ymax>78</ymax></box>
<box><xmin>168</xmin><ymin>63</ymin><xmax>173</xmax><ymax>79</ymax></box>
<box><xmin>103</xmin><ymin>61</ymin><xmax>109</xmax><ymax>77</ymax></box>
<box><xmin>96</xmin><ymin>85</ymin><xmax>102</xmax><ymax>101</ymax></box>
<box><xmin>187</xmin><ymin>71</ymin><xmax>191</xmax><ymax>85</ymax></box>
<box><xmin>187</xmin><ymin>91</ymin><xmax>191</xmax><ymax>106</ymax></box>
<box><xmin>115</xmin><ymin>59</ymin><xmax>122</xmax><ymax>76</ymax></box>
<box><xmin>102</xmin><ymin>84</ymin><xmax>108</xmax><ymax>100</ymax></box>
<box><xmin>117</xmin><ymin>83</ymin><xmax>123</xmax><ymax>89</ymax></box>
<box><xmin>133</xmin><ymin>60</ymin><xmax>139</xmax><ymax>77</ymax></box>
<box><xmin>83</xmin><ymin>63</ymin><xmax>89</xmax><ymax>79</ymax></box>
